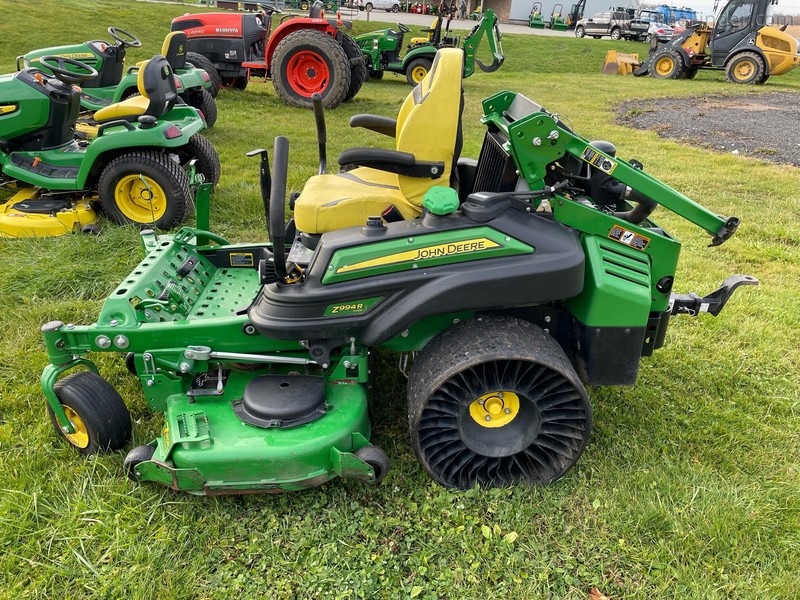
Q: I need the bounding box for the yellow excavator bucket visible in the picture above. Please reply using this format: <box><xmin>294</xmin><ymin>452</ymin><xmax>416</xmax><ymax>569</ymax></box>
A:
<box><xmin>602</xmin><ymin>50</ymin><xmax>640</xmax><ymax>75</ymax></box>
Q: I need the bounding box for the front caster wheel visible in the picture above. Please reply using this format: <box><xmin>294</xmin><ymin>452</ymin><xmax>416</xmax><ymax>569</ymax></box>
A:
<box><xmin>355</xmin><ymin>444</ymin><xmax>389</xmax><ymax>483</ymax></box>
<box><xmin>408</xmin><ymin>316</ymin><xmax>591</xmax><ymax>489</ymax></box>
<box><xmin>124</xmin><ymin>444</ymin><xmax>156</xmax><ymax>481</ymax></box>
<box><xmin>48</xmin><ymin>371</ymin><xmax>132</xmax><ymax>456</ymax></box>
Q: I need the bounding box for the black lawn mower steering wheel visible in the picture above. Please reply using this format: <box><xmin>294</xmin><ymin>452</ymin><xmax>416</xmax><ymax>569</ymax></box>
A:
<box><xmin>398</xmin><ymin>23</ymin><xmax>411</xmax><ymax>33</ymax></box>
<box><xmin>269</xmin><ymin>136</ymin><xmax>290</xmax><ymax>280</ymax></box>
<box><xmin>107</xmin><ymin>27</ymin><xmax>142</xmax><ymax>48</ymax></box>
<box><xmin>38</xmin><ymin>55</ymin><xmax>98</xmax><ymax>84</ymax></box>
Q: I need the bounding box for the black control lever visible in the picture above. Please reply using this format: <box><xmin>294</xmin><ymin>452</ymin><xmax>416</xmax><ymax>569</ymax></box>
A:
<box><xmin>311</xmin><ymin>92</ymin><xmax>326</xmax><ymax>175</ymax></box>
<box><xmin>669</xmin><ymin>275</ymin><xmax>759</xmax><ymax>317</ymax></box>
<box><xmin>246</xmin><ymin>148</ymin><xmax>271</xmax><ymax>231</ymax></box>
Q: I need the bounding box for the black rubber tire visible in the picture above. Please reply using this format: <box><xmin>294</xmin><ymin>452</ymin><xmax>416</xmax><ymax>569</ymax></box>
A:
<box><xmin>186</xmin><ymin>52</ymin><xmax>221</xmax><ymax>97</ymax></box>
<box><xmin>759</xmin><ymin>73</ymin><xmax>770</xmax><ymax>85</ymax></box>
<box><xmin>175</xmin><ymin>134</ymin><xmax>221</xmax><ymax>186</ymax></box>
<box><xmin>124</xmin><ymin>352</ymin><xmax>137</xmax><ymax>376</ymax></box>
<box><xmin>98</xmin><ymin>151</ymin><xmax>191</xmax><ymax>229</ymax></box>
<box><xmin>391</xmin><ymin>3</ymin><xmax>400</xmax><ymax>12</ymax></box>
<box><xmin>271</xmin><ymin>29</ymin><xmax>351</xmax><ymax>109</ymax></box>
<box><xmin>48</xmin><ymin>371</ymin><xmax>132</xmax><ymax>456</ymax></box>
<box><xmin>233</xmin><ymin>75</ymin><xmax>248</xmax><ymax>90</ymax></box>
<box><xmin>684</xmin><ymin>66</ymin><xmax>699</xmax><ymax>80</ymax></box>
<box><xmin>725</xmin><ymin>51</ymin><xmax>766</xmax><ymax>85</ymax></box>
<box><xmin>408</xmin><ymin>316</ymin><xmax>592</xmax><ymax>489</ymax></box>
<box><xmin>339</xmin><ymin>33</ymin><xmax>367</xmax><ymax>103</ymax></box>
<box><xmin>610</xmin><ymin>28</ymin><xmax>621</xmax><ymax>41</ymax></box>
<box><xmin>575</xmin><ymin>25</ymin><xmax>585</xmax><ymax>38</ymax></box>
<box><xmin>592</xmin><ymin>36</ymin><xmax>601</xmax><ymax>39</ymax></box>
<box><xmin>123</xmin><ymin>443</ymin><xmax>156</xmax><ymax>481</ymax></box>
<box><xmin>365</xmin><ymin>2</ymin><xmax>373</xmax><ymax>9</ymax></box>
<box><xmin>405</xmin><ymin>57</ymin><xmax>432</xmax><ymax>86</ymax></box>
<box><xmin>198</xmin><ymin>88</ymin><xmax>217</xmax><ymax>127</ymax></box>
<box><xmin>355</xmin><ymin>444</ymin><xmax>390</xmax><ymax>484</ymax></box>
<box><xmin>182</xmin><ymin>88</ymin><xmax>217</xmax><ymax>128</ymax></box>
<box><xmin>369</xmin><ymin>70</ymin><xmax>384</xmax><ymax>80</ymax></box>
<box><xmin>651</xmin><ymin>50</ymin><xmax>685</xmax><ymax>79</ymax></box>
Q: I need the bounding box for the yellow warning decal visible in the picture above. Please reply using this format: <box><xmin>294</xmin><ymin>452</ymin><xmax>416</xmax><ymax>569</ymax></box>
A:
<box><xmin>337</xmin><ymin>237</ymin><xmax>501</xmax><ymax>274</ymax></box>
<box><xmin>229</xmin><ymin>252</ymin><xmax>254</xmax><ymax>267</ymax></box>
<box><xmin>0</xmin><ymin>104</ymin><xmax>17</xmax><ymax>115</ymax></box>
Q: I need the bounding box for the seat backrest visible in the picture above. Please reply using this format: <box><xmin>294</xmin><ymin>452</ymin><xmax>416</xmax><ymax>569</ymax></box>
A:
<box><xmin>137</xmin><ymin>55</ymin><xmax>178</xmax><ymax>117</ymax></box>
<box><xmin>161</xmin><ymin>31</ymin><xmax>187</xmax><ymax>71</ymax></box>
<box><xmin>394</xmin><ymin>48</ymin><xmax>463</xmax><ymax>207</ymax></box>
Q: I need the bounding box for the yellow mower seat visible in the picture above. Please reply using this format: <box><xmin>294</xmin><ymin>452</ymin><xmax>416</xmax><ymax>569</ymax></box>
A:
<box><xmin>410</xmin><ymin>19</ymin><xmax>438</xmax><ymax>45</ymax></box>
<box><xmin>294</xmin><ymin>48</ymin><xmax>464</xmax><ymax>234</ymax></box>
<box><xmin>94</xmin><ymin>55</ymin><xmax>178</xmax><ymax>122</ymax></box>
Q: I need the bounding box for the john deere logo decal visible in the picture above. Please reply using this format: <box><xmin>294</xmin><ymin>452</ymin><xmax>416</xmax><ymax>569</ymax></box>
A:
<box><xmin>337</xmin><ymin>238</ymin><xmax>501</xmax><ymax>274</ymax></box>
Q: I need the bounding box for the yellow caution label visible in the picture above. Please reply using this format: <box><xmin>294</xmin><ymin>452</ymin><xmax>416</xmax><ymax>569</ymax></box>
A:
<box><xmin>337</xmin><ymin>237</ymin><xmax>501</xmax><ymax>274</ymax></box>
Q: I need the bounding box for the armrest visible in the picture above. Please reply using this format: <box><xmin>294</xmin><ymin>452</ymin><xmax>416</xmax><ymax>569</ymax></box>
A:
<box><xmin>348</xmin><ymin>114</ymin><xmax>397</xmax><ymax>138</ymax></box>
<box><xmin>338</xmin><ymin>148</ymin><xmax>445</xmax><ymax>179</ymax></box>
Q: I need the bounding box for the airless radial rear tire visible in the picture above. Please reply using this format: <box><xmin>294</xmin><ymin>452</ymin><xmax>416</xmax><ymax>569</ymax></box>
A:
<box><xmin>48</xmin><ymin>371</ymin><xmax>132</xmax><ymax>456</ymax></box>
<box><xmin>271</xmin><ymin>29</ymin><xmax>351</xmax><ymax>109</ymax></box>
<box><xmin>186</xmin><ymin>52</ymin><xmax>221</xmax><ymax>97</ymax></box>
<box><xmin>408</xmin><ymin>316</ymin><xmax>592</xmax><ymax>489</ymax></box>
<box><xmin>98</xmin><ymin>151</ymin><xmax>191</xmax><ymax>229</ymax></box>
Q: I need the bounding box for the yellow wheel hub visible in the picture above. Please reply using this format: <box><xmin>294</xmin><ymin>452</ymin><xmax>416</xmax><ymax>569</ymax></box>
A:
<box><xmin>468</xmin><ymin>391</ymin><xmax>520</xmax><ymax>428</ymax></box>
<box><xmin>62</xmin><ymin>405</ymin><xmax>89</xmax><ymax>449</ymax></box>
<box><xmin>114</xmin><ymin>174</ymin><xmax>167</xmax><ymax>223</ymax></box>
<box><xmin>655</xmin><ymin>56</ymin><xmax>674</xmax><ymax>76</ymax></box>
<box><xmin>734</xmin><ymin>61</ymin><xmax>754</xmax><ymax>80</ymax></box>
<box><xmin>411</xmin><ymin>65</ymin><xmax>428</xmax><ymax>83</ymax></box>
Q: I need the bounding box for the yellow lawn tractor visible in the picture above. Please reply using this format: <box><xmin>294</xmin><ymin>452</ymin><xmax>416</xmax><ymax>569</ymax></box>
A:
<box><xmin>604</xmin><ymin>0</ymin><xmax>800</xmax><ymax>84</ymax></box>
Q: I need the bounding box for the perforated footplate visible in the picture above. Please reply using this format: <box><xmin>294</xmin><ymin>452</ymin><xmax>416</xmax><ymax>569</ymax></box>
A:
<box><xmin>189</xmin><ymin>268</ymin><xmax>260</xmax><ymax>318</ymax></box>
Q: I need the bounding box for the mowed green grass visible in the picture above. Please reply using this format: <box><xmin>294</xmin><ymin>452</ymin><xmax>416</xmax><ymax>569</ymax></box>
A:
<box><xmin>1</xmin><ymin>0</ymin><xmax>799</xmax><ymax>597</ymax></box>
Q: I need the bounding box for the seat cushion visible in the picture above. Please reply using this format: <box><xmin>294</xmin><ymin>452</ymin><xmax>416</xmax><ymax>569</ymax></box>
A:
<box><xmin>93</xmin><ymin>95</ymin><xmax>149</xmax><ymax>122</ymax></box>
<box><xmin>294</xmin><ymin>168</ymin><xmax>421</xmax><ymax>234</ymax></box>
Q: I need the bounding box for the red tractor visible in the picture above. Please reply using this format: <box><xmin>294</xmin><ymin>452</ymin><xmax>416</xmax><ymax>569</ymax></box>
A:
<box><xmin>171</xmin><ymin>2</ymin><xmax>366</xmax><ymax>109</ymax></box>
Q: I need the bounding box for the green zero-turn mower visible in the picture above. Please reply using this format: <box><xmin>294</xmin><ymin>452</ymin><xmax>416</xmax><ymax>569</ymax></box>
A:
<box><xmin>18</xmin><ymin>28</ymin><xmax>219</xmax><ymax>129</ymax></box>
<box><xmin>354</xmin><ymin>9</ymin><xmax>503</xmax><ymax>86</ymax></box>
<box><xmin>40</xmin><ymin>48</ymin><xmax>756</xmax><ymax>494</ymax></box>
<box><xmin>0</xmin><ymin>54</ymin><xmax>220</xmax><ymax>237</ymax></box>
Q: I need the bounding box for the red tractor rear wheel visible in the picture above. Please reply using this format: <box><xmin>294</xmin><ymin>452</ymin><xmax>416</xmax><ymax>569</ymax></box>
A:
<box><xmin>271</xmin><ymin>29</ymin><xmax>350</xmax><ymax>109</ymax></box>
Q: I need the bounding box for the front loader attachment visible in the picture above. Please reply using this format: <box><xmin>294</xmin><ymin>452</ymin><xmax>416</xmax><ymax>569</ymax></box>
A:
<box><xmin>602</xmin><ymin>50</ymin><xmax>641</xmax><ymax>75</ymax></box>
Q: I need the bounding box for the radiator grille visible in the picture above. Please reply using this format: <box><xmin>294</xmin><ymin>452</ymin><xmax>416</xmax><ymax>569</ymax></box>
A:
<box><xmin>471</xmin><ymin>130</ymin><xmax>518</xmax><ymax>195</ymax></box>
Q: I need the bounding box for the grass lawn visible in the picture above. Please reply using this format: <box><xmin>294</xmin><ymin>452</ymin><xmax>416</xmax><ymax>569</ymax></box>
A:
<box><xmin>0</xmin><ymin>0</ymin><xmax>798</xmax><ymax>597</ymax></box>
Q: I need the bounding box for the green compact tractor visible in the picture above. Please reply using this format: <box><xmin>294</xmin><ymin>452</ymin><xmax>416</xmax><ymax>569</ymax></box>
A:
<box><xmin>0</xmin><ymin>55</ymin><xmax>219</xmax><ymax>237</ymax></box>
<box><xmin>18</xmin><ymin>28</ymin><xmax>219</xmax><ymax>128</ymax></box>
<box><xmin>529</xmin><ymin>2</ymin><xmax>546</xmax><ymax>29</ymax></box>
<box><xmin>354</xmin><ymin>9</ymin><xmax>503</xmax><ymax>86</ymax></box>
<box><xmin>550</xmin><ymin>3</ymin><xmax>570</xmax><ymax>31</ymax></box>
<box><xmin>40</xmin><ymin>49</ymin><xmax>755</xmax><ymax>494</ymax></box>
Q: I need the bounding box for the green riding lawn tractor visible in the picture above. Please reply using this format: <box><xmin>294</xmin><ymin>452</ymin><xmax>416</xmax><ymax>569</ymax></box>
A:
<box><xmin>354</xmin><ymin>9</ymin><xmax>503</xmax><ymax>86</ymax></box>
<box><xmin>40</xmin><ymin>49</ymin><xmax>755</xmax><ymax>494</ymax></box>
<box><xmin>0</xmin><ymin>54</ymin><xmax>219</xmax><ymax>238</ymax></box>
<box><xmin>18</xmin><ymin>27</ymin><xmax>220</xmax><ymax>129</ymax></box>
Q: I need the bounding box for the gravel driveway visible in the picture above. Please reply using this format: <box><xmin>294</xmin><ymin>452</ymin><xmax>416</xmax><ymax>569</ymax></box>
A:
<box><xmin>617</xmin><ymin>92</ymin><xmax>800</xmax><ymax>167</ymax></box>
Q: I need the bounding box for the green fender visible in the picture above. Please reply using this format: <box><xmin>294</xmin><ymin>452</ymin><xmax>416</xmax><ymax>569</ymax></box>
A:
<box><xmin>75</xmin><ymin>106</ymin><xmax>206</xmax><ymax>187</ymax></box>
<box><xmin>401</xmin><ymin>46</ymin><xmax>437</xmax><ymax>71</ymax></box>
